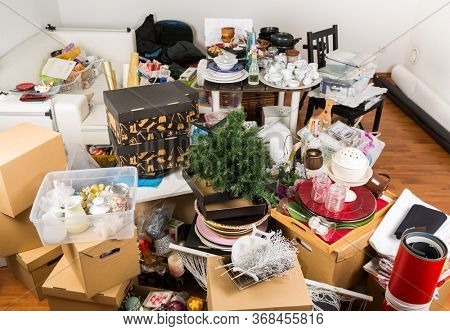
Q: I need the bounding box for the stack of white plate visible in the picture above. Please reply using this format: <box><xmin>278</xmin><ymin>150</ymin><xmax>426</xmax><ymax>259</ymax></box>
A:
<box><xmin>203</xmin><ymin>61</ymin><xmax>248</xmax><ymax>84</ymax></box>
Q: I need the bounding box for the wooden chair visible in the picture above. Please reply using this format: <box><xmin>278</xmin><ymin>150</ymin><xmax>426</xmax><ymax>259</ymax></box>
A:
<box><xmin>302</xmin><ymin>25</ymin><xmax>384</xmax><ymax>131</ymax></box>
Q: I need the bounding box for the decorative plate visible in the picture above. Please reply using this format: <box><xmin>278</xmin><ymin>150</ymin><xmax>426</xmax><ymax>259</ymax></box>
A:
<box><xmin>297</xmin><ymin>179</ymin><xmax>376</xmax><ymax>221</ymax></box>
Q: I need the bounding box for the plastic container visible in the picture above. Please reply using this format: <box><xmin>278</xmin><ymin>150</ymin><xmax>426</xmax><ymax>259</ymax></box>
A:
<box><xmin>30</xmin><ymin>167</ymin><xmax>137</xmax><ymax>245</ymax></box>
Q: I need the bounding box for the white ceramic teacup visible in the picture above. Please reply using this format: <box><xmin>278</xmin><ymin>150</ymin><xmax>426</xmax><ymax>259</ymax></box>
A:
<box><xmin>269</xmin><ymin>72</ymin><xmax>283</xmax><ymax>83</ymax></box>
<box><xmin>281</xmin><ymin>69</ymin><xmax>293</xmax><ymax>81</ymax></box>
<box><xmin>286</xmin><ymin>63</ymin><xmax>295</xmax><ymax>71</ymax></box>
<box><xmin>268</xmin><ymin>65</ymin><xmax>278</xmax><ymax>74</ymax></box>
<box><xmin>288</xmin><ymin>79</ymin><xmax>300</xmax><ymax>88</ymax></box>
<box><xmin>274</xmin><ymin>61</ymin><xmax>285</xmax><ymax>71</ymax></box>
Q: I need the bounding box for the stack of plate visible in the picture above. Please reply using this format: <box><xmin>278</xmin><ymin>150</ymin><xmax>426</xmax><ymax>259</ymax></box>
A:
<box><xmin>290</xmin><ymin>179</ymin><xmax>377</xmax><ymax>230</ymax></box>
<box><xmin>203</xmin><ymin>62</ymin><xmax>248</xmax><ymax>84</ymax></box>
<box><xmin>194</xmin><ymin>202</ymin><xmax>269</xmax><ymax>252</ymax></box>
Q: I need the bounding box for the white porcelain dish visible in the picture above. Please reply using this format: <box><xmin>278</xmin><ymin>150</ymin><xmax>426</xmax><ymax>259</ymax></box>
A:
<box><xmin>203</xmin><ymin>70</ymin><xmax>249</xmax><ymax>84</ymax></box>
<box><xmin>331</xmin><ymin>147</ymin><xmax>370</xmax><ymax>181</ymax></box>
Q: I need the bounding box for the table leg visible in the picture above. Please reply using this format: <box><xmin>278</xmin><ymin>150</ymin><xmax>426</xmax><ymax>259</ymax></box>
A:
<box><xmin>290</xmin><ymin>91</ymin><xmax>301</xmax><ymax>134</ymax></box>
<box><xmin>373</xmin><ymin>99</ymin><xmax>384</xmax><ymax>132</ymax></box>
<box><xmin>211</xmin><ymin>91</ymin><xmax>220</xmax><ymax>112</ymax></box>
<box><xmin>278</xmin><ymin>91</ymin><xmax>285</xmax><ymax>107</ymax></box>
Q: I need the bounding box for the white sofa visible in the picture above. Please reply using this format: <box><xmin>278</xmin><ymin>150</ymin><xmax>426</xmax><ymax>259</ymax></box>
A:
<box><xmin>0</xmin><ymin>28</ymin><xmax>136</xmax><ymax>146</ymax></box>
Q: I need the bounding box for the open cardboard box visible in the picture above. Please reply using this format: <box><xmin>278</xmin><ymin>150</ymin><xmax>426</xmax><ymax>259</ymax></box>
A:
<box><xmin>62</xmin><ymin>233</ymin><xmax>140</xmax><ymax>298</ymax></box>
<box><xmin>0</xmin><ymin>208</ymin><xmax>43</xmax><ymax>257</ymax></box>
<box><xmin>0</xmin><ymin>123</ymin><xmax>67</xmax><ymax>217</ymax></box>
<box><xmin>6</xmin><ymin>245</ymin><xmax>62</xmax><ymax>300</ymax></box>
<box><xmin>42</xmin><ymin>256</ymin><xmax>131</xmax><ymax>311</ymax></box>
<box><xmin>206</xmin><ymin>256</ymin><xmax>312</xmax><ymax>311</ymax></box>
<box><xmin>272</xmin><ymin>191</ymin><xmax>397</xmax><ymax>289</ymax></box>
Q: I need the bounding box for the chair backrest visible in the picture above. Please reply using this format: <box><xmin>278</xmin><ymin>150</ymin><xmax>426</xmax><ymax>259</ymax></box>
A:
<box><xmin>303</xmin><ymin>25</ymin><xmax>338</xmax><ymax>68</ymax></box>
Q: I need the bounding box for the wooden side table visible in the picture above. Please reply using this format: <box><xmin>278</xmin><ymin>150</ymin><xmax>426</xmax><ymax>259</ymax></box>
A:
<box><xmin>202</xmin><ymin>79</ymin><xmax>311</xmax><ymax>134</ymax></box>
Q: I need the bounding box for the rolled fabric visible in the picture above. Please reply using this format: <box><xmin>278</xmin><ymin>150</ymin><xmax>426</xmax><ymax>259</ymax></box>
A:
<box><xmin>127</xmin><ymin>52</ymin><xmax>140</xmax><ymax>88</ymax></box>
<box><xmin>384</xmin><ymin>232</ymin><xmax>448</xmax><ymax>310</ymax></box>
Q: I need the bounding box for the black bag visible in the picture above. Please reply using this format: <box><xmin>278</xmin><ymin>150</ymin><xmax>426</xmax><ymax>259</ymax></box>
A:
<box><xmin>155</xmin><ymin>20</ymin><xmax>193</xmax><ymax>46</ymax></box>
<box><xmin>161</xmin><ymin>41</ymin><xmax>205</xmax><ymax>65</ymax></box>
<box><xmin>136</xmin><ymin>14</ymin><xmax>160</xmax><ymax>56</ymax></box>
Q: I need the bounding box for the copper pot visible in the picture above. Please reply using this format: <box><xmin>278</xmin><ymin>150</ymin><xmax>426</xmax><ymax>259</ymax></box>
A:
<box><xmin>221</xmin><ymin>27</ymin><xmax>235</xmax><ymax>43</ymax></box>
<box><xmin>304</xmin><ymin>149</ymin><xmax>323</xmax><ymax>170</ymax></box>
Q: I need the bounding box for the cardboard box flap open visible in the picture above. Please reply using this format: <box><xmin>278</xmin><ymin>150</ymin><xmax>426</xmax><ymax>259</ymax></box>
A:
<box><xmin>42</xmin><ymin>256</ymin><xmax>130</xmax><ymax>305</ymax></box>
<box><xmin>16</xmin><ymin>245</ymin><xmax>62</xmax><ymax>272</ymax></box>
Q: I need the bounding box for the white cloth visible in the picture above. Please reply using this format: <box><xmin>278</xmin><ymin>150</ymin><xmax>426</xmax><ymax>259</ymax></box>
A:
<box><xmin>369</xmin><ymin>188</ymin><xmax>450</xmax><ymax>259</ymax></box>
<box><xmin>259</xmin><ymin>121</ymin><xmax>293</xmax><ymax>164</ymax></box>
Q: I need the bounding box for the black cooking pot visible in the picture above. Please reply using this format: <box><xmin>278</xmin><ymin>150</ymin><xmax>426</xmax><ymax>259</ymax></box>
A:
<box><xmin>259</xmin><ymin>27</ymin><xmax>279</xmax><ymax>42</ymax></box>
<box><xmin>271</xmin><ymin>32</ymin><xmax>301</xmax><ymax>48</ymax></box>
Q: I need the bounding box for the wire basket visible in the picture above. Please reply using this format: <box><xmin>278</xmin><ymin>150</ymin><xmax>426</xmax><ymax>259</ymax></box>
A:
<box><xmin>58</xmin><ymin>74</ymin><xmax>83</xmax><ymax>94</ymax></box>
<box><xmin>68</xmin><ymin>59</ymin><xmax>103</xmax><ymax>89</ymax></box>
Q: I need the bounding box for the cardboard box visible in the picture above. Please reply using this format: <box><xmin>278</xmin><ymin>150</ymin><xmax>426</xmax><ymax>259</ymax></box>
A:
<box><xmin>6</xmin><ymin>245</ymin><xmax>62</xmax><ymax>300</ymax></box>
<box><xmin>0</xmin><ymin>123</ymin><xmax>67</xmax><ymax>217</ymax></box>
<box><xmin>105</xmin><ymin>81</ymin><xmax>198</xmax><ymax>146</ymax></box>
<box><xmin>42</xmin><ymin>256</ymin><xmax>131</xmax><ymax>310</ymax></box>
<box><xmin>62</xmin><ymin>235</ymin><xmax>140</xmax><ymax>298</ymax></box>
<box><xmin>206</xmin><ymin>256</ymin><xmax>312</xmax><ymax>311</ymax></box>
<box><xmin>272</xmin><ymin>191</ymin><xmax>397</xmax><ymax>289</ymax></box>
<box><xmin>366</xmin><ymin>275</ymin><xmax>450</xmax><ymax>311</ymax></box>
<box><xmin>0</xmin><ymin>208</ymin><xmax>43</xmax><ymax>257</ymax></box>
<box><xmin>110</xmin><ymin>132</ymin><xmax>190</xmax><ymax>175</ymax></box>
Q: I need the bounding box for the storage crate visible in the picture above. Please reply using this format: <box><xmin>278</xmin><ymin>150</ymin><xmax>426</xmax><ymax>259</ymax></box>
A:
<box><xmin>30</xmin><ymin>167</ymin><xmax>137</xmax><ymax>245</ymax></box>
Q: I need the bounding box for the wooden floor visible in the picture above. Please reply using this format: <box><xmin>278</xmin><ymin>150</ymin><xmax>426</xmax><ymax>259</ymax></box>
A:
<box><xmin>0</xmin><ymin>95</ymin><xmax>449</xmax><ymax>311</ymax></box>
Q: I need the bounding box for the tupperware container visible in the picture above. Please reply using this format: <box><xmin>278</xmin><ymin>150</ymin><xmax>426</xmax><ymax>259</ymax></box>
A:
<box><xmin>30</xmin><ymin>167</ymin><xmax>137</xmax><ymax>245</ymax></box>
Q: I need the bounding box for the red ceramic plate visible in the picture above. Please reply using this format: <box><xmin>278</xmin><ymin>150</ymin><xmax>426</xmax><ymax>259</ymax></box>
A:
<box><xmin>15</xmin><ymin>82</ymin><xmax>35</xmax><ymax>91</ymax></box>
<box><xmin>298</xmin><ymin>179</ymin><xmax>376</xmax><ymax>221</ymax></box>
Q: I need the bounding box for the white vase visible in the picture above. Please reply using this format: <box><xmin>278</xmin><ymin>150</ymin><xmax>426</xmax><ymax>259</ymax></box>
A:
<box><xmin>64</xmin><ymin>196</ymin><xmax>90</xmax><ymax>234</ymax></box>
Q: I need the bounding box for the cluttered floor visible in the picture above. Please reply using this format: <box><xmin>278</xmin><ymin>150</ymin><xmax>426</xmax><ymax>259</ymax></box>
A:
<box><xmin>0</xmin><ymin>95</ymin><xmax>448</xmax><ymax>311</ymax></box>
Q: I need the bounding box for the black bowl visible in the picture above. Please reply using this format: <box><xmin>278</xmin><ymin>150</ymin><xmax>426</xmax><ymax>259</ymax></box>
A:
<box><xmin>260</xmin><ymin>26</ymin><xmax>279</xmax><ymax>34</ymax></box>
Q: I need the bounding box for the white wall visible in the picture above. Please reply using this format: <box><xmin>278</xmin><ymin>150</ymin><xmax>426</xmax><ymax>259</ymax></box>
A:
<box><xmin>55</xmin><ymin>0</ymin><xmax>420</xmax><ymax>72</ymax></box>
<box><xmin>0</xmin><ymin>0</ymin><xmax>61</xmax><ymax>57</ymax></box>
<box><xmin>404</xmin><ymin>0</ymin><xmax>450</xmax><ymax>104</ymax></box>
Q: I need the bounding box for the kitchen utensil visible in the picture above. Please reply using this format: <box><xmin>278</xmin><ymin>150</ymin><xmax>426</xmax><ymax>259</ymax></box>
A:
<box><xmin>271</xmin><ymin>32</ymin><xmax>301</xmax><ymax>48</ymax></box>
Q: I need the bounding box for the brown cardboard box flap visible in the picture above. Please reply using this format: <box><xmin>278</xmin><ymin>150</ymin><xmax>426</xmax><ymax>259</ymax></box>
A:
<box><xmin>207</xmin><ymin>256</ymin><xmax>312</xmax><ymax>311</ymax></box>
<box><xmin>16</xmin><ymin>245</ymin><xmax>62</xmax><ymax>272</ymax></box>
<box><xmin>42</xmin><ymin>256</ymin><xmax>131</xmax><ymax>306</ymax></box>
<box><xmin>69</xmin><ymin>239</ymin><xmax>128</xmax><ymax>259</ymax></box>
<box><xmin>0</xmin><ymin>123</ymin><xmax>67</xmax><ymax>217</ymax></box>
<box><xmin>0</xmin><ymin>208</ymin><xmax>43</xmax><ymax>257</ymax></box>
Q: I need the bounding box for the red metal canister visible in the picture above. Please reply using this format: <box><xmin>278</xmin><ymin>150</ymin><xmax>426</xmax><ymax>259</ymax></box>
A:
<box><xmin>384</xmin><ymin>232</ymin><xmax>448</xmax><ymax>310</ymax></box>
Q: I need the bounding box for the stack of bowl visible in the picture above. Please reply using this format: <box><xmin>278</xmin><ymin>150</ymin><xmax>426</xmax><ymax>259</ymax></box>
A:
<box><xmin>330</xmin><ymin>147</ymin><xmax>370</xmax><ymax>182</ymax></box>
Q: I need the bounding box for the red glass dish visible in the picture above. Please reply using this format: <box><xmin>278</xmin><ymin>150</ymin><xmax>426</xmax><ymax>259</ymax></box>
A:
<box><xmin>298</xmin><ymin>179</ymin><xmax>376</xmax><ymax>221</ymax></box>
<box><xmin>15</xmin><ymin>82</ymin><xmax>35</xmax><ymax>91</ymax></box>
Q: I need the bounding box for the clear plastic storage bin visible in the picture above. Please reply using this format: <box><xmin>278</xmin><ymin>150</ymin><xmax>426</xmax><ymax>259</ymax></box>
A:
<box><xmin>30</xmin><ymin>167</ymin><xmax>137</xmax><ymax>245</ymax></box>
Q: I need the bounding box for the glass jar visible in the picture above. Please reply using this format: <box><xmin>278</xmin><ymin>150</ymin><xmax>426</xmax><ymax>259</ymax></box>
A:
<box><xmin>325</xmin><ymin>183</ymin><xmax>346</xmax><ymax>213</ymax></box>
<box><xmin>110</xmin><ymin>183</ymin><xmax>130</xmax><ymax>212</ymax></box>
<box><xmin>311</xmin><ymin>173</ymin><xmax>331</xmax><ymax>203</ymax></box>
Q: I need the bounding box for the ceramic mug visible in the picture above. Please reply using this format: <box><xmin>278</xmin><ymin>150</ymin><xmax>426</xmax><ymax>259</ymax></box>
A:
<box><xmin>364</xmin><ymin>173</ymin><xmax>391</xmax><ymax>198</ymax></box>
<box><xmin>64</xmin><ymin>196</ymin><xmax>90</xmax><ymax>234</ymax></box>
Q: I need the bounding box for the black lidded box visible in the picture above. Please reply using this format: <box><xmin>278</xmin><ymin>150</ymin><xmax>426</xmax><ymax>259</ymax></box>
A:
<box><xmin>104</xmin><ymin>81</ymin><xmax>199</xmax><ymax>146</ymax></box>
<box><xmin>110</xmin><ymin>131</ymin><xmax>190</xmax><ymax>175</ymax></box>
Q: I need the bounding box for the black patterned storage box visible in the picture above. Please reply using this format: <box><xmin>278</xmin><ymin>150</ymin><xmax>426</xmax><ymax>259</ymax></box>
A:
<box><xmin>104</xmin><ymin>81</ymin><xmax>198</xmax><ymax>146</ymax></box>
<box><xmin>110</xmin><ymin>132</ymin><xmax>190</xmax><ymax>175</ymax></box>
